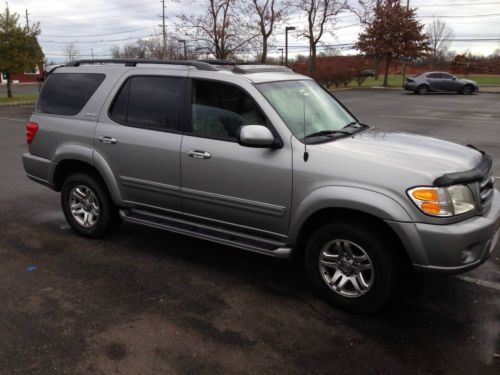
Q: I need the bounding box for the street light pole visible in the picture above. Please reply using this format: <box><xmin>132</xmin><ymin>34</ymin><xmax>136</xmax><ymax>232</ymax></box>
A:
<box><xmin>179</xmin><ymin>40</ymin><xmax>187</xmax><ymax>60</ymax></box>
<box><xmin>278</xmin><ymin>48</ymin><xmax>284</xmax><ymax>65</ymax></box>
<box><xmin>285</xmin><ymin>26</ymin><xmax>296</xmax><ymax>67</ymax></box>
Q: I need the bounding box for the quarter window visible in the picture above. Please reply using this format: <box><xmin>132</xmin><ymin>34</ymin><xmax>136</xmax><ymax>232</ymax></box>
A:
<box><xmin>110</xmin><ymin>76</ymin><xmax>184</xmax><ymax>131</ymax></box>
<box><xmin>36</xmin><ymin>73</ymin><xmax>105</xmax><ymax>116</ymax></box>
<box><xmin>190</xmin><ymin>80</ymin><xmax>267</xmax><ymax>139</ymax></box>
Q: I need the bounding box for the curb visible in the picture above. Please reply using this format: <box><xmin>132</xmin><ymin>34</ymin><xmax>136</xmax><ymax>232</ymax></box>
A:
<box><xmin>0</xmin><ymin>101</ymin><xmax>35</xmax><ymax>107</ymax></box>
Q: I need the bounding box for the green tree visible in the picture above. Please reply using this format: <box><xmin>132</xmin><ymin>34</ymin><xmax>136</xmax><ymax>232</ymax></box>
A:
<box><xmin>355</xmin><ymin>0</ymin><xmax>429</xmax><ymax>86</ymax></box>
<box><xmin>0</xmin><ymin>5</ymin><xmax>43</xmax><ymax>98</ymax></box>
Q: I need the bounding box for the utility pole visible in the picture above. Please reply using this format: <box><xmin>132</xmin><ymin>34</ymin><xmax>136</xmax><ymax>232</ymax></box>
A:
<box><xmin>91</xmin><ymin>48</ymin><xmax>95</xmax><ymax>60</ymax></box>
<box><xmin>278</xmin><ymin>48</ymin><xmax>284</xmax><ymax>65</ymax></box>
<box><xmin>161</xmin><ymin>0</ymin><xmax>166</xmax><ymax>59</ymax></box>
<box><xmin>401</xmin><ymin>0</ymin><xmax>410</xmax><ymax>87</ymax></box>
<box><xmin>25</xmin><ymin>9</ymin><xmax>29</xmax><ymax>31</ymax></box>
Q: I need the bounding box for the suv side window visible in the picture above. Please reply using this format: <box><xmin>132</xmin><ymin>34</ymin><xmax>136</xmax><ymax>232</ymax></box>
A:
<box><xmin>110</xmin><ymin>76</ymin><xmax>183</xmax><ymax>131</ymax></box>
<box><xmin>190</xmin><ymin>80</ymin><xmax>266</xmax><ymax>140</ymax></box>
<box><xmin>36</xmin><ymin>73</ymin><xmax>105</xmax><ymax>116</ymax></box>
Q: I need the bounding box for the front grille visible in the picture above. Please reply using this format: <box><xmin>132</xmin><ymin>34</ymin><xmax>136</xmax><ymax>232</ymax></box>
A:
<box><xmin>479</xmin><ymin>168</ymin><xmax>494</xmax><ymax>210</ymax></box>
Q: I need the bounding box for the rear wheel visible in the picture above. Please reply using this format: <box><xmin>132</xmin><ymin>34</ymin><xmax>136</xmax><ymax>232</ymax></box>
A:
<box><xmin>417</xmin><ymin>85</ymin><xmax>429</xmax><ymax>95</ymax></box>
<box><xmin>462</xmin><ymin>84</ymin><xmax>473</xmax><ymax>95</ymax></box>
<box><xmin>304</xmin><ymin>221</ymin><xmax>397</xmax><ymax>313</ymax></box>
<box><xmin>61</xmin><ymin>173</ymin><xmax>120</xmax><ymax>238</ymax></box>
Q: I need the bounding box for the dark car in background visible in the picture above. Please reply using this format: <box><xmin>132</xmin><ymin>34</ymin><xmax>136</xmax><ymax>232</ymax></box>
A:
<box><xmin>404</xmin><ymin>72</ymin><xmax>479</xmax><ymax>95</ymax></box>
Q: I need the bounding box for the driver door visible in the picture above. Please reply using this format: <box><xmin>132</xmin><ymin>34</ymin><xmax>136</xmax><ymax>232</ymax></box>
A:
<box><xmin>180</xmin><ymin>78</ymin><xmax>292</xmax><ymax>237</ymax></box>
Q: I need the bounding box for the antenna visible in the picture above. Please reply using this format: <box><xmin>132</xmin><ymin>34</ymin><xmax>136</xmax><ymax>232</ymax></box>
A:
<box><xmin>300</xmin><ymin>89</ymin><xmax>309</xmax><ymax>162</ymax></box>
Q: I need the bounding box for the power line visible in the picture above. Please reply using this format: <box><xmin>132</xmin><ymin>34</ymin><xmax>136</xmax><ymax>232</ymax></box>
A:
<box><xmin>40</xmin><ymin>27</ymin><xmax>154</xmax><ymax>38</ymax></box>
<box><xmin>419</xmin><ymin>12</ymin><xmax>500</xmax><ymax>18</ymax></box>
<box><xmin>415</xmin><ymin>1</ymin><xmax>500</xmax><ymax>6</ymax></box>
<box><xmin>39</xmin><ymin>34</ymin><xmax>155</xmax><ymax>44</ymax></box>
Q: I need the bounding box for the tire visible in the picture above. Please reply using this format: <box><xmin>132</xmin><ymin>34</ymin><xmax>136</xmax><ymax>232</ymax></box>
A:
<box><xmin>462</xmin><ymin>84</ymin><xmax>473</xmax><ymax>95</ymax></box>
<box><xmin>417</xmin><ymin>85</ymin><xmax>429</xmax><ymax>95</ymax></box>
<box><xmin>61</xmin><ymin>172</ymin><xmax>120</xmax><ymax>238</ymax></box>
<box><xmin>304</xmin><ymin>221</ymin><xmax>397</xmax><ymax>313</ymax></box>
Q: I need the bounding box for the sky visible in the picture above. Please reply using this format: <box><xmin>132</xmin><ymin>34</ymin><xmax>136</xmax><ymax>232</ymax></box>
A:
<box><xmin>6</xmin><ymin>0</ymin><xmax>500</xmax><ymax>63</ymax></box>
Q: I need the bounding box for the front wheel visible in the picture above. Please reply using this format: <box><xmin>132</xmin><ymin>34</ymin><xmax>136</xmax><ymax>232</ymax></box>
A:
<box><xmin>61</xmin><ymin>173</ymin><xmax>120</xmax><ymax>238</ymax></box>
<box><xmin>462</xmin><ymin>85</ymin><xmax>473</xmax><ymax>95</ymax></box>
<box><xmin>304</xmin><ymin>221</ymin><xmax>398</xmax><ymax>313</ymax></box>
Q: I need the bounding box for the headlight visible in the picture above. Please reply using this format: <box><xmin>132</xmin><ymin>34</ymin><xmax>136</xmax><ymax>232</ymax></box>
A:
<box><xmin>408</xmin><ymin>185</ymin><xmax>475</xmax><ymax>217</ymax></box>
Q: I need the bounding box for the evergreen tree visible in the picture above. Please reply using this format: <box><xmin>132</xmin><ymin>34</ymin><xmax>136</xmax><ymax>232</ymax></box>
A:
<box><xmin>0</xmin><ymin>5</ymin><xmax>43</xmax><ymax>98</ymax></box>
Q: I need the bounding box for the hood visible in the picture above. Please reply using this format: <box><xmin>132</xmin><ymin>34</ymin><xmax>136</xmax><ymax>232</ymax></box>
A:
<box><xmin>460</xmin><ymin>78</ymin><xmax>477</xmax><ymax>85</ymax></box>
<box><xmin>310</xmin><ymin>129</ymin><xmax>483</xmax><ymax>185</ymax></box>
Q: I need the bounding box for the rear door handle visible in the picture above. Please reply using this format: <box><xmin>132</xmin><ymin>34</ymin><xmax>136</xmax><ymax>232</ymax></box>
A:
<box><xmin>98</xmin><ymin>136</ymin><xmax>117</xmax><ymax>144</ymax></box>
<box><xmin>187</xmin><ymin>150</ymin><xmax>211</xmax><ymax>159</ymax></box>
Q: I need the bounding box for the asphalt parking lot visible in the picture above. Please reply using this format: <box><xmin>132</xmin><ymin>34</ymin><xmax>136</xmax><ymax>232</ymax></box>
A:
<box><xmin>0</xmin><ymin>90</ymin><xmax>498</xmax><ymax>374</ymax></box>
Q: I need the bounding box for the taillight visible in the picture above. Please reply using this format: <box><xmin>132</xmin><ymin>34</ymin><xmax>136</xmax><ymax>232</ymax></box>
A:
<box><xmin>26</xmin><ymin>122</ymin><xmax>39</xmax><ymax>144</ymax></box>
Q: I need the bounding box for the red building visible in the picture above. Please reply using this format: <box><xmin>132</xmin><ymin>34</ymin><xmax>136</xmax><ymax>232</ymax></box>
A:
<box><xmin>0</xmin><ymin>62</ymin><xmax>44</xmax><ymax>84</ymax></box>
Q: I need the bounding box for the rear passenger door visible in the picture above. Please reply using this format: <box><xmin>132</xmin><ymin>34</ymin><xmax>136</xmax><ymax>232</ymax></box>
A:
<box><xmin>95</xmin><ymin>71</ymin><xmax>186</xmax><ymax>212</ymax></box>
<box><xmin>426</xmin><ymin>73</ymin><xmax>442</xmax><ymax>91</ymax></box>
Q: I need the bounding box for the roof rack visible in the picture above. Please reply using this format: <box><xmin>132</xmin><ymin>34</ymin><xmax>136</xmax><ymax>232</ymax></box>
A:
<box><xmin>64</xmin><ymin>59</ymin><xmax>218</xmax><ymax>71</ymax></box>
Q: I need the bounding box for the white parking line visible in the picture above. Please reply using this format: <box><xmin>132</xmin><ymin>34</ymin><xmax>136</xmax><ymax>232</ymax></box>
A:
<box><xmin>413</xmin><ymin>105</ymin><xmax>459</xmax><ymax>111</ymax></box>
<box><xmin>378</xmin><ymin>114</ymin><xmax>499</xmax><ymax>124</ymax></box>
<box><xmin>0</xmin><ymin>117</ymin><xmax>25</xmax><ymax>122</ymax></box>
<box><xmin>454</xmin><ymin>275</ymin><xmax>500</xmax><ymax>291</ymax></box>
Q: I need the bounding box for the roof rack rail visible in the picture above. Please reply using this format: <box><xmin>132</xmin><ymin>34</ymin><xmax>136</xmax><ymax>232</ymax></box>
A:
<box><xmin>64</xmin><ymin>59</ymin><xmax>218</xmax><ymax>71</ymax></box>
<box><xmin>232</xmin><ymin>65</ymin><xmax>293</xmax><ymax>74</ymax></box>
<box><xmin>198</xmin><ymin>59</ymin><xmax>236</xmax><ymax>66</ymax></box>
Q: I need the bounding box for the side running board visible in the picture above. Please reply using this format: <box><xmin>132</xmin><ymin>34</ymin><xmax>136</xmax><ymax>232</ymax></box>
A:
<box><xmin>119</xmin><ymin>208</ymin><xmax>292</xmax><ymax>259</ymax></box>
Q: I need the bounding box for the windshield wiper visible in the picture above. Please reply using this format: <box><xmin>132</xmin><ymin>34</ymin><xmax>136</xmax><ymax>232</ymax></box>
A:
<box><xmin>303</xmin><ymin>129</ymin><xmax>353</xmax><ymax>139</ymax></box>
<box><xmin>342</xmin><ymin>121</ymin><xmax>369</xmax><ymax>130</ymax></box>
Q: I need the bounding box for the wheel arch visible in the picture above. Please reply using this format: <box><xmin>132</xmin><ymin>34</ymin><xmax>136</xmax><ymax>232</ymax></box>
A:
<box><xmin>290</xmin><ymin>207</ymin><xmax>412</xmax><ymax>267</ymax></box>
<box><xmin>52</xmin><ymin>157</ymin><xmax>122</xmax><ymax>204</ymax></box>
<box><xmin>288</xmin><ymin>186</ymin><xmax>414</xmax><ymax>264</ymax></box>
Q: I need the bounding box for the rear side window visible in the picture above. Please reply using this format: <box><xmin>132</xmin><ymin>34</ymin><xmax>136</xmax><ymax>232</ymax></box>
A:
<box><xmin>109</xmin><ymin>76</ymin><xmax>184</xmax><ymax>131</ymax></box>
<box><xmin>36</xmin><ymin>73</ymin><xmax>105</xmax><ymax>116</ymax></box>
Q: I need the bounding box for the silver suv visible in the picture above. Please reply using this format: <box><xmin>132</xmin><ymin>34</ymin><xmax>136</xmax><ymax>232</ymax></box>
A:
<box><xmin>23</xmin><ymin>59</ymin><xmax>499</xmax><ymax>312</ymax></box>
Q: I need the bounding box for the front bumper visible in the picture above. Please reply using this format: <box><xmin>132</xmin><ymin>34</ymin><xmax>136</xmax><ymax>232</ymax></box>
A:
<box><xmin>387</xmin><ymin>189</ymin><xmax>500</xmax><ymax>275</ymax></box>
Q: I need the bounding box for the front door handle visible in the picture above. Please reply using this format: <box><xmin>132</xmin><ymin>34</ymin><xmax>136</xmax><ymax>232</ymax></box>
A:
<box><xmin>187</xmin><ymin>150</ymin><xmax>211</xmax><ymax>159</ymax></box>
<box><xmin>98</xmin><ymin>136</ymin><xmax>117</xmax><ymax>144</ymax></box>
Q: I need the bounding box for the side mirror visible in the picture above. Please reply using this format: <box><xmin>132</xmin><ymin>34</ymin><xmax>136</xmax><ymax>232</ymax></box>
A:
<box><xmin>452</xmin><ymin>76</ymin><xmax>457</xmax><ymax>80</ymax></box>
<box><xmin>237</xmin><ymin>125</ymin><xmax>276</xmax><ymax>148</ymax></box>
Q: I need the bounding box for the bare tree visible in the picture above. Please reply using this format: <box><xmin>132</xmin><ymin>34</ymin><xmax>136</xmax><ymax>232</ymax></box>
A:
<box><xmin>427</xmin><ymin>17</ymin><xmax>454</xmax><ymax>67</ymax></box>
<box><xmin>64</xmin><ymin>43</ymin><xmax>80</xmax><ymax>62</ymax></box>
<box><xmin>349</xmin><ymin>0</ymin><xmax>377</xmax><ymax>25</ymax></box>
<box><xmin>111</xmin><ymin>31</ymin><xmax>196</xmax><ymax>60</ymax></box>
<box><xmin>296</xmin><ymin>0</ymin><xmax>347</xmax><ymax>73</ymax></box>
<box><xmin>178</xmin><ymin>0</ymin><xmax>259</xmax><ymax>60</ymax></box>
<box><xmin>247</xmin><ymin>0</ymin><xmax>288</xmax><ymax>63</ymax></box>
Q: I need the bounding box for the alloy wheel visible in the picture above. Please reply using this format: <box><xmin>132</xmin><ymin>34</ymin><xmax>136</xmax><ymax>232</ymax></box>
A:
<box><xmin>69</xmin><ymin>185</ymin><xmax>100</xmax><ymax>228</ymax></box>
<box><xmin>318</xmin><ymin>239</ymin><xmax>375</xmax><ymax>298</ymax></box>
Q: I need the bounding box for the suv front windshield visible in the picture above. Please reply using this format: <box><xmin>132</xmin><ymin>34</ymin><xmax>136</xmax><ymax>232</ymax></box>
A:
<box><xmin>257</xmin><ymin>80</ymin><xmax>358</xmax><ymax>141</ymax></box>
